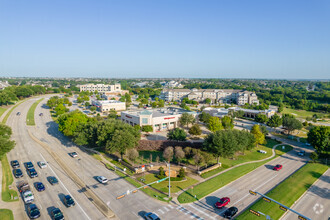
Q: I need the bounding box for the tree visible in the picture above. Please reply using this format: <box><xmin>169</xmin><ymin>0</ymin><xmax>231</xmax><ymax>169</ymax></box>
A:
<box><xmin>163</xmin><ymin>147</ymin><xmax>174</xmax><ymax>162</ymax></box>
<box><xmin>278</xmin><ymin>103</ymin><xmax>284</xmax><ymax>113</ymax></box>
<box><xmin>0</xmin><ymin>124</ymin><xmax>15</xmax><ymax>157</ymax></box>
<box><xmin>142</xmin><ymin>125</ymin><xmax>153</xmax><ymax>133</ymax></box>
<box><xmin>175</xmin><ymin>147</ymin><xmax>185</xmax><ymax>165</ymax></box>
<box><xmin>178</xmin><ymin>168</ymin><xmax>185</xmax><ymax>178</ymax></box>
<box><xmin>179</xmin><ymin>113</ymin><xmax>196</xmax><ymax>128</ymax></box>
<box><xmin>260</xmin><ymin>125</ymin><xmax>269</xmax><ymax>136</ymax></box>
<box><xmin>207</xmin><ymin>116</ymin><xmax>223</xmax><ymax>132</ymax></box>
<box><xmin>90</xmin><ymin>106</ymin><xmax>97</xmax><ymax>112</ymax></box>
<box><xmin>255</xmin><ymin>114</ymin><xmax>268</xmax><ymax>124</ymax></box>
<box><xmin>183</xmin><ymin>147</ymin><xmax>192</xmax><ymax>157</ymax></box>
<box><xmin>107</xmin><ymin>109</ymin><xmax>117</xmax><ymax>119</ymax></box>
<box><xmin>201</xmin><ymin>151</ymin><xmax>214</xmax><ymax>167</ymax></box>
<box><xmin>106</xmin><ymin>129</ymin><xmax>137</xmax><ymax>159</ymax></box>
<box><xmin>267</xmin><ymin>114</ymin><xmax>282</xmax><ymax>129</ymax></box>
<box><xmin>205</xmin><ymin>98</ymin><xmax>211</xmax><ymax>105</ymax></box>
<box><xmin>307</xmin><ymin>126</ymin><xmax>330</xmax><ymax>155</ymax></box>
<box><xmin>189</xmin><ymin>124</ymin><xmax>202</xmax><ymax>136</ymax></box>
<box><xmin>310</xmin><ymin>152</ymin><xmax>319</xmax><ymax>162</ymax></box>
<box><xmin>193</xmin><ymin>151</ymin><xmax>204</xmax><ymax>171</ymax></box>
<box><xmin>58</xmin><ymin>110</ymin><xmax>89</xmax><ymax>137</ymax></box>
<box><xmin>199</xmin><ymin>112</ymin><xmax>211</xmax><ymax>123</ymax></box>
<box><xmin>127</xmin><ymin>149</ymin><xmax>139</xmax><ymax>164</ymax></box>
<box><xmin>157</xmin><ymin>167</ymin><xmax>166</xmax><ymax>179</ymax></box>
<box><xmin>167</xmin><ymin>128</ymin><xmax>187</xmax><ymax>141</ymax></box>
<box><xmin>221</xmin><ymin>116</ymin><xmax>234</xmax><ymax>129</ymax></box>
<box><xmin>55</xmin><ymin>104</ymin><xmax>68</xmax><ymax>116</ymax></box>
<box><xmin>282</xmin><ymin>115</ymin><xmax>302</xmax><ymax>134</ymax></box>
<box><xmin>85</xmin><ymin>102</ymin><xmax>90</xmax><ymax>107</ymax></box>
<box><xmin>251</xmin><ymin>125</ymin><xmax>265</xmax><ymax>147</ymax></box>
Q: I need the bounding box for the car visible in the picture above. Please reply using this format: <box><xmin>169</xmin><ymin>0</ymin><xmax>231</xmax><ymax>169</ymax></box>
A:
<box><xmin>96</xmin><ymin>176</ymin><xmax>108</xmax><ymax>184</ymax></box>
<box><xmin>16</xmin><ymin>112</ymin><xmax>21</xmax><ymax>116</ymax></box>
<box><xmin>223</xmin><ymin>206</ymin><xmax>238</xmax><ymax>219</ymax></box>
<box><xmin>68</xmin><ymin>152</ymin><xmax>78</xmax><ymax>158</ymax></box>
<box><xmin>63</xmin><ymin>195</ymin><xmax>75</xmax><ymax>207</ymax></box>
<box><xmin>35</xmin><ymin>182</ymin><xmax>45</xmax><ymax>192</ymax></box>
<box><xmin>306</xmin><ymin>142</ymin><xmax>311</xmax><ymax>146</ymax></box>
<box><xmin>50</xmin><ymin>208</ymin><xmax>64</xmax><ymax>220</ymax></box>
<box><xmin>297</xmin><ymin>150</ymin><xmax>306</xmax><ymax>156</ymax></box>
<box><xmin>48</xmin><ymin>176</ymin><xmax>59</xmax><ymax>185</ymax></box>
<box><xmin>28</xmin><ymin>168</ymin><xmax>38</xmax><ymax>178</ymax></box>
<box><xmin>11</xmin><ymin>160</ymin><xmax>20</xmax><ymax>168</ymax></box>
<box><xmin>215</xmin><ymin>197</ymin><xmax>230</xmax><ymax>208</ymax></box>
<box><xmin>258</xmin><ymin>150</ymin><xmax>267</xmax><ymax>154</ymax></box>
<box><xmin>144</xmin><ymin>212</ymin><xmax>160</xmax><ymax>220</ymax></box>
<box><xmin>27</xmin><ymin>203</ymin><xmax>41</xmax><ymax>219</ymax></box>
<box><xmin>13</xmin><ymin>168</ymin><xmax>23</xmax><ymax>178</ymax></box>
<box><xmin>273</xmin><ymin>164</ymin><xmax>283</xmax><ymax>171</ymax></box>
<box><xmin>25</xmin><ymin>162</ymin><xmax>34</xmax><ymax>169</ymax></box>
<box><xmin>39</xmin><ymin>113</ymin><xmax>43</xmax><ymax>116</ymax></box>
<box><xmin>38</xmin><ymin>161</ymin><xmax>47</xmax><ymax>169</ymax></box>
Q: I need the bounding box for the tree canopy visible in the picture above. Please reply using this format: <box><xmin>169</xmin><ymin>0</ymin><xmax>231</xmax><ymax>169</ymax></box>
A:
<box><xmin>167</xmin><ymin>128</ymin><xmax>187</xmax><ymax>141</ymax></box>
<box><xmin>267</xmin><ymin>114</ymin><xmax>282</xmax><ymax>128</ymax></box>
<box><xmin>179</xmin><ymin>113</ymin><xmax>196</xmax><ymax>128</ymax></box>
<box><xmin>207</xmin><ymin>116</ymin><xmax>223</xmax><ymax>132</ymax></box>
<box><xmin>250</xmin><ymin>125</ymin><xmax>266</xmax><ymax>146</ymax></box>
<box><xmin>307</xmin><ymin>126</ymin><xmax>329</xmax><ymax>155</ymax></box>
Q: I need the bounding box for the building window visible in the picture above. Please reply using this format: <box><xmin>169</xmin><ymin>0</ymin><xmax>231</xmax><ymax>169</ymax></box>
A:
<box><xmin>142</xmin><ymin>118</ymin><xmax>148</xmax><ymax>124</ymax></box>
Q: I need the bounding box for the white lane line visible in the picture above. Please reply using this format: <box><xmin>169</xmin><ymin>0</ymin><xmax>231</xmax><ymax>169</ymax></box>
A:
<box><xmin>168</xmin><ymin>204</ymin><xmax>174</xmax><ymax>209</ymax></box>
<box><xmin>158</xmin><ymin>209</ymin><xmax>164</xmax><ymax>214</ymax></box>
<box><xmin>163</xmin><ymin>206</ymin><xmax>169</xmax><ymax>211</ymax></box>
<box><xmin>39</xmin><ymin>153</ymin><xmax>91</xmax><ymax>220</ymax></box>
<box><xmin>188</xmin><ymin>204</ymin><xmax>216</xmax><ymax>220</ymax></box>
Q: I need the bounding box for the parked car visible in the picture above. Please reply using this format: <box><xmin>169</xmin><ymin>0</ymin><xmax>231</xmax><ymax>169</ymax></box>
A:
<box><xmin>48</xmin><ymin>176</ymin><xmax>59</xmax><ymax>185</ymax></box>
<box><xmin>13</xmin><ymin>168</ymin><xmax>23</xmax><ymax>178</ymax></box>
<box><xmin>50</xmin><ymin>208</ymin><xmax>64</xmax><ymax>220</ymax></box>
<box><xmin>68</xmin><ymin>152</ymin><xmax>78</xmax><ymax>158</ymax></box>
<box><xmin>63</xmin><ymin>195</ymin><xmax>75</xmax><ymax>207</ymax></box>
<box><xmin>305</xmin><ymin>142</ymin><xmax>311</xmax><ymax>146</ymax></box>
<box><xmin>27</xmin><ymin>203</ymin><xmax>41</xmax><ymax>219</ymax></box>
<box><xmin>96</xmin><ymin>176</ymin><xmax>108</xmax><ymax>184</ymax></box>
<box><xmin>297</xmin><ymin>150</ymin><xmax>306</xmax><ymax>156</ymax></box>
<box><xmin>11</xmin><ymin>160</ymin><xmax>20</xmax><ymax>168</ymax></box>
<box><xmin>39</xmin><ymin>113</ymin><xmax>43</xmax><ymax>116</ymax></box>
<box><xmin>215</xmin><ymin>197</ymin><xmax>230</xmax><ymax>208</ymax></box>
<box><xmin>38</xmin><ymin>161</ymin><xmax>47</xmax><ymax>169</ymax></box>
<box><xmin>25</xmin><ymin>162</ymin><xmax>34</xmax><ymax>169</ymax></box>
<box><xmin>35</xmin><ymin>182</ymin><xmax>45</xmax><ymax>192</ymax></box>
<box><xmin>273</xmin><ymin>164</ymin><xmax>283</xmax><ymax>171</ymax></box>
<box><xmin>258</xmin><ymin>150</ymin><xmax>267</xmax><ymax>154</ymax></box>
<box><xmin>28</xmin><ymin>168</ymin><xmax>38</xmax><ymax>178</ymax></box>
<box><xmin>223</xmin><ymin>206</ymin><xmax>238</xmax><ymax>219</ymax></box>
<box><xmin>144</xmin><ymin>212</ymin><xmax>160</xmax><ymax>220</ymax></box>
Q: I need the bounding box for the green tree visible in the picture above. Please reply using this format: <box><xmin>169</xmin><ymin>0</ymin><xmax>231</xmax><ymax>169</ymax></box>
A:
<box><xmin>107</xmin><ymin>109</ymin><xmax>117</xmax><ymax>119</ymax></box>
<box><xmin>205</xmin><ymin>98</ymin><xmax>211</xmax><ymax>105</ymax></box>
<box><xmin>142</xmin><ymin>125</ymin><xmax>153</xmax><ymax>133</ymax></box>
<box><xmin>189</xmin><ymin>124</ymin><xmax>202</xmax><ymax>136</ymax></box>
<box><xmin>193</xmin><ymin>151</ymin><xmax>205</xmax><ymax>171</ymax></box>
<box><xmin>106</xmin><ymin>129</ymin><xmax>138</xmax><ymax>159</ymax></box>
<box><xmin>255</xmin><ymin>114</ymin><xmax>268</xmax><ymax>124</ymax></box>
<box><xmin>267</xmin><ymin>114</ymin><xmax>282</xmax><ymax>129</ymax></box>
<box><xmin>85</xmin><ymin>102</ymin><xmax>90</xmax><ymax>107</ymax></box>
<box><xmin>58</xmin><ymin>110</ymin><xmax>89</xmax><ymax>136</ymax></box>
<box><xmin>199</xmin><ymin>112</ymin><xmax>211</xmax><ymax>123</ymax></box>
<box><xmin>250</xmin><ymin>125</ymin><xmax>265</xmax><ymax>147</ymax></box>
<box><xmin>310</xmin><ymin>152</ymin><xmax>319</xmax><ymax>162</ymax></box>
<box><xmin>167</xmin><ymin>128</ymin><xmax>187</xmax><ymax>141</ymax></box>
<box><xmin>260</xmin><ymin>125</ymin><xmax>269</xmax><ymax>136</ymax></box>
<box><xmin>127</xmin><ymin>148</ymin><xmax>139</xmax><ymax>165</ymax></box>
<box><xmin>282</xmin><ymin>115</ymin><xmax>302</xmax><ymax>134</ymax></box>
<box><xmin>90</xmin><ymin>106</ymin><xmax>97</xmax><ymax>112</ymax></box>
<box><xmin>175</xmin><ymin>146</ymin><xmax>185</xmax><ymax>165</ymax></box>
<box><xmin>163</xmin><ymin>146</ymin><xmax>174</xmax><ymax>162</ymax></box>
<box><xmin>207</xmin><ymin>116</ymin><xmax>223</xmax><ymax>132</ymax></box>
<box><xmin>307</xmin><ymin>126</ymin><xmax>330</xmax><ymax>155</ymax></box>
<box><xmin>179</xmin><ymin>113</ymin><xmax>196</xmax><ymax>128</ymax></box>
<box><xmin>221</xmin><ymin>116</ymin><xmax>234</xmax><ymax>129</ymax></box>
<box><xmin>178</xmin><ymin>168</ymin><xmax>185</xmax><ymax>178</ymax></box>
<box><xmin>0</xmin><ymin>124</ymin><xmax>15</xmax><ymax>157</ymax></box>
<box><xmin>55</xmin><ymin>104</ymin><xmax>68</xmax><ymax>116</ymax></box>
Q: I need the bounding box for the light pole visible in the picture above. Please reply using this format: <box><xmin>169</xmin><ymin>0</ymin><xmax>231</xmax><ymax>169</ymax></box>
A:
<box><xmin>164</xmin><ymin>161</ymin><xmax>171</xmax><ymax>199</ymax></box>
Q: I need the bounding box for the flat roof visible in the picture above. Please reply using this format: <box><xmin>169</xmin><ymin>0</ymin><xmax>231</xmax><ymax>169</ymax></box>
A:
<box><xmin>93</xmin><ymin>100</ymin><xmax>124</xmax><ymax>104</ymax></box>
<box><xmin>123</xmin><ymin>107</ymin><xmax>196</xmax><ymax>118</ymax></box>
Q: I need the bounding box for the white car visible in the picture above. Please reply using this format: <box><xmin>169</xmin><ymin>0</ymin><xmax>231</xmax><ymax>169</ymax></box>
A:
<box><xmin>38</xmin><ymin>161</ymin><xmax>47</xmax><ymax>169</ymax></box>
<box><xmin>258</xmin><ymin>150</ymin><xmax>267</xmax><ymax>154</ymax></box>
<box><xmin>96</xmin><ymin>176</ymin><xmax>108</xmax><ymax>184</ymax></box>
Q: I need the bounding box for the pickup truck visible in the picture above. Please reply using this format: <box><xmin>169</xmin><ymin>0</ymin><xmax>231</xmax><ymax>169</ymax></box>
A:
<box><xmin>18</xmin><ymin>181</ymin><xmax>34</xmax><ymax>204</ymax></box>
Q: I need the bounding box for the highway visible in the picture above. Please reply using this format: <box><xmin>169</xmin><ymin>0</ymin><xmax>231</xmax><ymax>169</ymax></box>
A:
<box><xmin>282</xmin><ymin>168</ymin><xmax>330</xmax><ymax>220</ymax></box>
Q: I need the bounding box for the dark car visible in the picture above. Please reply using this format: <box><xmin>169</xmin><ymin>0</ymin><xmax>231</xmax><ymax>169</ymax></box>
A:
<box><xmin>48</xmin><ymin>176</ymin><xmax>59</xmax><ymax>185</ymax></box>
<box><xmin>28</xmin><ymin>168</ymin><xmax>38</xmax><ymax>178</ymax></box>
<box><xmin>63</xmin><ymin>195</ymin><xmax>75</xmax><ymax>207</ymax></box>
<box><xmin>25</xmin><ymin>162</ymin><xmax>34</xmax><ymax>169</ymax></box>
<box><xmin>11</xmin><ymin>160</ymin><xmax>20</xmax><ymax>168</ymax></box>
<box><xmin>297</xmin><ymin>150</ymin><xmax>306</xmax><ymax>156</ymax></box>
<box><xmin>27</xmin><ymin>203</ymin><xmax>41</xmax><ymax>219</ymax></box>
<box><xmin>68</xmin><ymin>152</ymin><xmax>78</xmax><ymax>158</ymax></box>
<box><xmin>223</xmin><ymin>206</ymin><xmax>238</xmax><ymax>219</ymax></box>
<box><xmin>144</xmin><ymin>212</ymin><xmax>160</xmax><ymax>220</ymax></box>
<box><xmin>51</xmin><ymin>208</ymin><xmax>64</xmax><ymax>220</ymax></box>
<box><xmin>215</xmin><ymin>197</ymin><xmax>230</xmax><ymax>209</ymax></box>
<box><xmin>273</xmin><ymin>164</ymin><xmax>283</xmax><ymax>171</ymax></box>
<box><xmin>13</xmin><ymin>168</ymin><xmax>23</xmax><ymax>178</ymax></box>
<box><xmin>16</xmin><ymin>112</ymin><xmax>21</xmax><ymax>116</ymax></box>
<box><xmin>35</xmin><ymin>182</ymin><xmax>45</xmax><ymax>192</ymax></box>
<box><xmin>39</xmin><ymin>113</ymin><xmax>43</xmax><ymax>116</ymax></box>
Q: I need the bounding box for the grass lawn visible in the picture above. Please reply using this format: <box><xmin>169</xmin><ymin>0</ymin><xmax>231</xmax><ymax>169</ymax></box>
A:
<box><xmin>26</xmin><ymin>98</ymin><xmax>44</xmax><ymax>125</ymax></box>
<box><xmin>0</xmin><ymin>209</ymin><xmax>14</xmax><ymax>220</ymax></box>
<box><xmin>2</xmin><ymin>100</ymin><xmax>24</xmax><ymax>124</ymax></box>
<box><xmin>139</xmin><ymin>173</ymin><xmax>198</xmax><ymax>193</ymax></box>
<box><xmin>0</xmin><ymin>107</ymin><xmax>7</xmax><ymax>118</ymax></box>
<box><xmin>282</xmin><ymin>107</ymin><xmax>327</xmax><ymax>119</ymax></box>
<box><xmin>138</xmin><ymin>151</ymin><xmax>164</xmax><ymax>163</ymax></box>
<box><xmin>1</xmin><ymin>155</ymin><xmax>19</xmax><ymax>202</ymax></box>
<box><xmin>236</xmin><ymin>163</ymin><xmax>329</xmax><ymax>220</ymax></box>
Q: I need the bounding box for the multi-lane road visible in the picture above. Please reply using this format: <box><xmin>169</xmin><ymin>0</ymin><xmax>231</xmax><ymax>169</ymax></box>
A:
<box><xmin>5</xmin><ymin>96</ymin><xmax>325</xmax><ymax>220</ymax></box>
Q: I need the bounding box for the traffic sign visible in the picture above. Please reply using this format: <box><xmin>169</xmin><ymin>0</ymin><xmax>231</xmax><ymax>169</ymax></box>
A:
<box><xmin>279</xmin><ymin>206</ymin><xmax>287</xmax><ymax>211</ymax></box>
<box><xmin>249</xmin><ymin>190</ymin><xmax>257</xmax><ymax>196</ymax></box>
<box><xmin>249</xmin><ymin>209</ymin><xmax>260</xmax><ymax>216</ymax></box>
<box><xmin>298</xmin><ymin>216</ymin><xmax>308</xmax><ymax>220</ymax></box>
<box><xmin>263</xmin><ymin>197</ymin><xmax>271</xmax><ymax>203</ymax></box>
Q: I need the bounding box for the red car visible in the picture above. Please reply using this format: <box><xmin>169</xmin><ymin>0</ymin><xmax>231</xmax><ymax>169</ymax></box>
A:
<box><xmin>273</xmin><ymin>164</ymin><xmax>283</xmax><ymax>171</ymax></box>
<box><xmin>215</xmin><ymin>197</ymin><xmax>230</xmax><ymax>208</ymax></box>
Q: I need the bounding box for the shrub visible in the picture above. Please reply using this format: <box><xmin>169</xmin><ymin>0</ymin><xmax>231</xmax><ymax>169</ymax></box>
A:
<box><xmin>178</xmin><ymin>168</ymin><xmax>185</xmax><ymax>178</ymax></box>
<box><xmin>157</xmin><ymin>167</ymin><xmax>166</xmax><ymax>179</ymax></box>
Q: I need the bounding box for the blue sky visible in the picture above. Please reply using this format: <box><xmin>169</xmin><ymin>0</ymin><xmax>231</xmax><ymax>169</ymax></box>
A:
<box><xmin>0</xmin><ymin>0</ymin><xmax>329</xmax><ymax>79</ymax></box>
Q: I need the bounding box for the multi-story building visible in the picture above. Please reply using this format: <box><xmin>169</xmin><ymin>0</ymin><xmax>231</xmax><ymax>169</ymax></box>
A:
<box><xmin>91</xmin><ymin>100</ymin><xmax>126</xmax><ymax>112</ymax></box>
<box><xmin>0</xmin><ymin>81</ymin><xmax>10</xmax><ymax>90</ymax></box>
<box><xmin>79</xmin><ymin>83</ymin><xmax>123</xmax><ymax>94</ymax></box>
<box><xmin>203</xmin><ymin>107</ymin><xmax>275</xmax><ymax>119</ymax></box>
<box><xmin>160</xmin><ymin>88</ymin><xmax>259</xmax><ymax>105</ymax></box>
<box><xmin>121</xmin><ymin>107</ymin><xmax>197</xmax><ymax>131</ymax></box>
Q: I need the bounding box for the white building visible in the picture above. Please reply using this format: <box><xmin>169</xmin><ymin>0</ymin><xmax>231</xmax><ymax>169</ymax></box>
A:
<box><xmin>160</xmin><ymin>88</ymin><xmax>259</xmax><ymax>105</ymax></box>
<box><xmin>163</xmin><ymin>81</ymin><xmax>183</xmax><ymax>88</ymax></box>
<box><xmin>203</xmin><ymin>107</ymin><xmax>275</xmax><ymax>119</ymax></box>
<box><xmin>92</xmin><ymin>100</ymin><xmax>126</xmax><ymax>112</ymax></box>
<box><xmin>0</xmin><ymin>81</ymin><xmax>10</xmax><ymax>90</ymax></box>
<box><xmin>79</xmin><ymin>83</ymin><xmax>122</xmax><ymax>94</ymax></box>
<box><xmin>121</xmin><ymin>107</ymin><xmax>197</xmax><ymax>131</ymax></box>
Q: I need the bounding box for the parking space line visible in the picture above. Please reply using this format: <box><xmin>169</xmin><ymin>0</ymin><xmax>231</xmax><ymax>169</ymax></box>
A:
<box><xmin>158</xmin><ymin>209</ymin><xmax>164</xmax><ymax>214</ymax></box>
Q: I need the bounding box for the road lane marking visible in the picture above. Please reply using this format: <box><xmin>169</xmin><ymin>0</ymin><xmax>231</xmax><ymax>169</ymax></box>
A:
<box><xmin>39</xmin><ymin>153</ymin><xmax>91</xmax><ymax>220</ymax></box>
<box><xmin>168</xmin><ymin>204</ymin><xmax>174</xmax><ymax>209</ymax></box>
<box><xmin>158</xmin><ymin>209</ymin><xmax>164</xmax><ymax>214</ymax></box>
<box><xmin>163</xmin><ymin>206</ymin><xmax>169</xmax><ymax>211</ymax></box>
<box><xmin>188</xmin><ymin>204</ymin><xmax>216</xmax><ymax>220</ymax></box>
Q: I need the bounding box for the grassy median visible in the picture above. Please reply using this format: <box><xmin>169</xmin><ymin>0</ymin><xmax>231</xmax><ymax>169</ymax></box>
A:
<box><xmin>0</xmin><ymin>209</ymin><xmax>14</xmax><ymax>220</ymax></box>
<box><xmin>26</xmin><ymin>98</ymin><xmax>44</xmax><ymax>126</ymax></box>
<box><xmin>1</xmin><ymin>155</ymin><xmax>19</xmax><ymax>202</ymax></box>
<box><xmin>2</xmin><ymin>100</ymin><xmax>24</xmax><ymax>124</ymax></box>
<box><xmin>236</xmin><ymin>162</ymin><xmax>329</xmax><ymax>220</ymax></box>
<box><xmin>0</xmin><ymin>107</ymin><xmax>7</xmax><ymax>118</ymax></box>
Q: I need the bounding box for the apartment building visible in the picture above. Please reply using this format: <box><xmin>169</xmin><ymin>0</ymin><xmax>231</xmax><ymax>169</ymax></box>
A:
<box><xmin>160</xmin><ymin>88</ymin><xmax>259</xmax><ymax>105</ymax></box>
<box><xmin>80</xmin><ymin>83</ymin><xmax>122</xmax><ymax>93</ymax></box>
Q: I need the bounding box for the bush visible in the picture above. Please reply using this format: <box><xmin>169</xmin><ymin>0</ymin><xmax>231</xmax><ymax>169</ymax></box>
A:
<box><xmin>157</xmin><ymin>167</ymin><xmax>166</xmax><ymax>179</ymax></box>
<box><xmin>178</xmin><ymin>168</ymin><xmax>185</xmax><ymax>178</ymax></box>
<box><xmin>310</xmin><ymin>152</ymin><xmax>319</xmax><ymax>162</ymax></box>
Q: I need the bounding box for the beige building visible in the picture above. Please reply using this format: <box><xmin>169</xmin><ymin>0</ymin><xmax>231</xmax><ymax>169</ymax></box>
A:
<box><xmin>121</xmin><ymin>107</ymin><xmax>197</xmax><ymax>131</ymax></box>
<box><xmin>80</xmin><ymin>83</ymin><xmax>125</xmax><ymax>94</ymax></box>
<box><xmin>91</xmin><ymin>100</ymin><xmax>126</xmax><ymax>112</ymax></box>
<box><xmin>160</xmin><ymin>88</ymin><xmax>259</xmax><ymax>105</ymax></box>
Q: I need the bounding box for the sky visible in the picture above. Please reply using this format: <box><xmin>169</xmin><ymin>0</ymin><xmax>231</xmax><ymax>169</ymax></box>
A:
<box><xmin>0</xmin><ymin>0</ymin><xmax>329</xmax><ymax>79</ymax></box>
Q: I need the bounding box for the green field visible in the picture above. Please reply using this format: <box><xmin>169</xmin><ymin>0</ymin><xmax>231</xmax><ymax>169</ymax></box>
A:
<box><xmin>0</xmin><ymin>107</ymin><xmax>7</xmax><ymax>118</ymax></box>
<box><xmin>2</xmin><ymin>100</ymin><xmax>24</xmax><ymax>124</ymax></box>
<box><xmin>1</xmin><ymin>155</ymin><xmax>19</xmax><ymax>202</ymax></box>
<box><xmin>282</xmin><ymin>107</ymin><xmax>327</xmax><ymax>119</ymax></box>
<box><xmin>26</xmin><ymin>98</ymin><xmax>44</xmax><ymax>125</ymax></box>
<box><xmin>236</xmin><ymin>163</ymin><xmax>329</xmax><ymax>220</ymax></box>
<box><xmin>0</xmin><ymin>209</ymin><xmax>14</xmax><ymax>220</ymax></box>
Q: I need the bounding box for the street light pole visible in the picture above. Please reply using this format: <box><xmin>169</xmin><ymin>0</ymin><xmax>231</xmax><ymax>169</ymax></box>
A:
<box><xmin>168</xmin><ymin>161</ymin><xmax>171</xmax><ymax>198</ymax></box>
